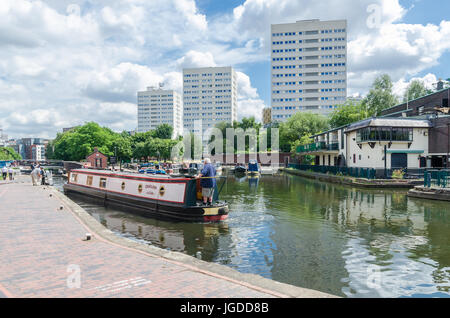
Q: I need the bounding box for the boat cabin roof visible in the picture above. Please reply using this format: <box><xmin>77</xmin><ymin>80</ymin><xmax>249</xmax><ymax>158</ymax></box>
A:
<box><xmin>70</xmin><ymin>169</ymin><xmax>190</xmax><ymax>180</ymax></box>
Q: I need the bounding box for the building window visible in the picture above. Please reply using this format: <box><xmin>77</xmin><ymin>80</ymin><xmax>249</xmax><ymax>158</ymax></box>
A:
<box><xmin>356</xmin><ymin>127</ymin><xmax>413</xmax><ymax>142</ymax></box>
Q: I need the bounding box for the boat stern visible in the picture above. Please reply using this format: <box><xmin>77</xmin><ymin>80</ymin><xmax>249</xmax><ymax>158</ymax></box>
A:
<box><xmin>201</xmin><ymin>204</ymin><xmax>229</xmax><ymax>222</ymax></box>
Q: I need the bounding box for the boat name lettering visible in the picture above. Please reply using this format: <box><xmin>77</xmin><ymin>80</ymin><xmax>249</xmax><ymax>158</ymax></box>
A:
<box><xmin>145</xmin><ymin>184</ymin><xmax>157</xmax><ymax>190</ymax></box>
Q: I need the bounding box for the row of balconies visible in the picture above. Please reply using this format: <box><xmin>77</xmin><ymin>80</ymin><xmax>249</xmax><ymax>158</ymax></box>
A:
<box><xmin>296</xmin><ymin>141</ymin><xmax>339</xmax><ymax>153</ymax></box>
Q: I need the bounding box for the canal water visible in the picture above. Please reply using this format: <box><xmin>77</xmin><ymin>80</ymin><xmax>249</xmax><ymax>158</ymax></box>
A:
<box><xmin>54</xmin><ymin>173</ymin><xmax>450</xmax><ymax>298</ymax></box>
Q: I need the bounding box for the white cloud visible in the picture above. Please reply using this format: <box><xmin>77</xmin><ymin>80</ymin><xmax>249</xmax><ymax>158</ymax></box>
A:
<box><xmin>0</xmin><ymin>0</ymin><xmax>449</xmax><ymax>139</ymax></box>
<box><xmin>175</xmin><ymin>50</ymin><xmax>217</xmax><ymax>69</ymax></box>
<box><xmin>236</xmin><ymin>71</ymin><xmax>266</xmax><ymax>121</ymax></box>
<box><xmin>393</xmin><ymin>73</ymin><xmax>438</xmax><ymax>97</ymax></box>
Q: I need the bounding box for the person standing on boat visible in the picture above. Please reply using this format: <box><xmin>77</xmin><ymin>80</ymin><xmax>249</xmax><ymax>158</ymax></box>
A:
<box><xmin>196</xmin><ymin>158</ymin><xmax>216</xmax><ymax>206</ymax></box>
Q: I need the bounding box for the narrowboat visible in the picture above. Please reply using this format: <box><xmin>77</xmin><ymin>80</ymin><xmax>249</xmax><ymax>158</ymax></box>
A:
<box><xmin>63</xmin><ymin>169</ymin><xmax>229</xmax><ymax>222</ymax></box>
<box><xmin>247</xmin><ymin>160</ymin><xmax>261</xmax><ymax>177</ymax></box>
<box><xmin>234</xmin><ymin>165</ymin><xmax>246</xmax><ymax>174</ymax></box>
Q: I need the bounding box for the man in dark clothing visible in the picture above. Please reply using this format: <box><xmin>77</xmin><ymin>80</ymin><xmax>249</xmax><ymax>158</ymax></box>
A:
<box><xmin>196</xmin><ymin>158</ymin><xmax>216</xmax><ymax>206</ymax></box>
<box><xmin>40</xmin><ymin>167</ymin><xmax>46</xmax><ymax>185</ymax></box>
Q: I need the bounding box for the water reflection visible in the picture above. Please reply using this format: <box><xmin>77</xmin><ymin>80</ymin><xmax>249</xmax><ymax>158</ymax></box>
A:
<box><xmin>55</xmin><ymin>174</ymin><xmax>450</xmax><ymax>298</ymax></box>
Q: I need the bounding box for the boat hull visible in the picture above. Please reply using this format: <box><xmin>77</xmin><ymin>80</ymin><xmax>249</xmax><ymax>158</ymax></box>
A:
<box><xmin>64</xmin><ymin>183</ymin><xmax>229</xmax><ymax>222</ymax></box>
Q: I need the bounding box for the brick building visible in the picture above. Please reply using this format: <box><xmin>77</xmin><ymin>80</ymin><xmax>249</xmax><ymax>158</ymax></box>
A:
<box><xmin>86</xmin><ymin>147</ymin><xmax>108</xmax><ymax>169</ymax></box>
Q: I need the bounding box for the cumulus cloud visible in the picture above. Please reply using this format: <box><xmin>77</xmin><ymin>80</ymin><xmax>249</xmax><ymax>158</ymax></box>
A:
<box><xmin>236</xmin><ymin>71</ymin><xmax>266</xmax><ymax>121</ymax></box>
<box><xmin>175</xmin><ymin>50</ymin><xmax>217</xmax><ymax>69</ymax></box>
<box><xmin>0</xmin><ymin>0</ymin><xmax>449</xmax><ymax>139</ymax></box>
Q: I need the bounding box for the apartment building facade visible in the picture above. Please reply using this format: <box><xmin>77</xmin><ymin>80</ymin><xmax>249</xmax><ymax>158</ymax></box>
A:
<box><xmin>183</xmin><ymin>67</ymin><xmax>238</xmax><ymax>135</ymax></box>
<box><xmin>137</xmin><ymin>87</ymin><xmax>183</xmax><ymax>138</ymax></box>
<box><xmin>271</xmin><ymin>19</ymin><xmax>347</xmax><ymax>122</ymax></box>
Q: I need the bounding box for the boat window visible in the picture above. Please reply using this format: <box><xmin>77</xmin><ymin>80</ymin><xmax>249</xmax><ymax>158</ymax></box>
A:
<box><xmin>86</xmin><ymin>176</ymin><xmax>93</xmax><ymax>186</ymax></box>
<box><xmin>99</xmin><ymin>178</ymin><xmax>107</xmax><ymax>188</ymax></box>
<box><xmin>70</xmin><ymin>173</ymin><xmax>78</xmax><ymax>183</ymax></box>
<box><xmin>138</xmin><ymin>184</ymin><xmax>143</xmax><ymax>193</ymax></box>
<box><xmin>121</xmin><ymin>182</ymin><xmax>126</xmax><ymax>191</ymax></box>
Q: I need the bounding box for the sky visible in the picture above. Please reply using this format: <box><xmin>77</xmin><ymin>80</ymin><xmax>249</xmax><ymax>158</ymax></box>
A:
<box><xmin>0</xmin><ymin>0</ymin><xmax>449</xmax><ymax>139</ymax></box>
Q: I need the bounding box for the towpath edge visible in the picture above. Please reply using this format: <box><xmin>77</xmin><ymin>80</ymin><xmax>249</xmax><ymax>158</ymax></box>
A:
<box><xmin>0</xmin><ymin>180</ymin><xmax>336</xmax><ymax>298</ymax></box>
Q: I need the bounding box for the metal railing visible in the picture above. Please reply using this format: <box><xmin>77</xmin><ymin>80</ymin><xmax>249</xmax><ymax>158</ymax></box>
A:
<box><xmin>424</xmin><ymin>170</ymin><xmax>450</xmax><ymax>188</ymax></box>
<box><xmin>297</xmin><ymin>142</ymin><xmax>339</xmax><ymax>153</ymax></box>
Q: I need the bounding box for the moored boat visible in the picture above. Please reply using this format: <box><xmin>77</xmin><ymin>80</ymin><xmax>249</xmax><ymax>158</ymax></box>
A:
<box><xmin>247</xmin><ymin>160</ymin><xmax>261</xmax><ymax>177</ymax></box>
<box><xmin>234</xmin><ymin>165</ymin><xmax>246</xmax><ymax>174</ymax></box>
<box><xmin>63</xmin><ymin>169</ymin><xmax>229</xmax><ymax>222</ymax></box>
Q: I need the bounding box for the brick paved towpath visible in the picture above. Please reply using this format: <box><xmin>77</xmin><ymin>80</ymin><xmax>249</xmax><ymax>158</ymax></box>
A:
<box><xmin>0</xmin><ymin>176</ymin><xmax>335</xmax><ymax>298</ymax></box>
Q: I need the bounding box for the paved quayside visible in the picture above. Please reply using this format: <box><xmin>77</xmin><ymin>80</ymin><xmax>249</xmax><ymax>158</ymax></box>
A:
<box><xmin>0</xmin><ymin>177</ymin><xmax>334</xmax><ymax>298</ymax></box>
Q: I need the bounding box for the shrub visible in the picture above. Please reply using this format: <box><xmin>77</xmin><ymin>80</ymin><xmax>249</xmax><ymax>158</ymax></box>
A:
<box><xmin>392</xmin><ymin>169</ymin><xmax>405</xmax><ymax>179</ymax></box>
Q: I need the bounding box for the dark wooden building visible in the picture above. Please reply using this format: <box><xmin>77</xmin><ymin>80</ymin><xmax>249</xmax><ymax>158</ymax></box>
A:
<box><xmin>380</xmin><ymin>88</ymin><xmax>450</xmax><ymax>168</ymax></box>
<box><xmin>380</xmin><ymin>88</ymin><xmax>450</xmax><ymax>118</ymax></box>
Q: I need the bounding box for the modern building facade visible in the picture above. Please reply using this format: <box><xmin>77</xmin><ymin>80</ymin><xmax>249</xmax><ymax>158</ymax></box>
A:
<box><xmin>31</xmin><ymin>144</ymin><xmax>46</xmax><ymax>161</ymax></box>
<box><xmin>183</xmin><ymin>67</ymin><xmax>238</xmax><ymax>135</ymax></box>
<box><xmin>137</xmin><ymin>87</ymin><xmax>183</xmax><ymax>138</ymax></box>
<box><xmin>262</xmin><ymin>107</ymin><xmax>272</xmax><ymax>125</ymax></box>
<box><xmin>271</xmin><ymin>19</ymin><xmax>347</xmax><ymax>122</ymax></box>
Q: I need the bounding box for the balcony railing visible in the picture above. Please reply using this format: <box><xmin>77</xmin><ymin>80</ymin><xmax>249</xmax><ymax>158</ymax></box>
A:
<box><xmin>297</xmin><ymin>142</ymin><xmax>339</xmax><ymax>153</ymax></box>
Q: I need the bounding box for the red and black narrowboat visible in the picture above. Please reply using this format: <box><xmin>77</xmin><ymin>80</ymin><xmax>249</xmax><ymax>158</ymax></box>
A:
<box><xmin>63</xmin><ymin>169</ymin><xmax>229</xmax><ymax>222</ymax></box>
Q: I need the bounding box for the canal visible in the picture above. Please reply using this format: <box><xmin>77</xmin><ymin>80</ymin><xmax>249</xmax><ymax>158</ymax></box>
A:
<box><xmin>54</xmin><ymin>173</ymin><xmax>450</xmax><ymax>298</ymax></box>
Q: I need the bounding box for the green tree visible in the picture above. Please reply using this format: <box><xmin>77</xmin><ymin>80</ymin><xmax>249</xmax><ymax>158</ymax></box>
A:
<box><xmin>279</xmin><ymin>112</ymin><xmax>329</xmax><ymax>152</ymax></box>
<box><xmin>0</xmin><ymin>147</ymin><xmax>22</xmax><ymax>160</ymax></box>
<box><xmin>111</xmin><ymin>135</ymin><xmax>132</xmax><ymax>163</ymax></box>
<box><xmin>132</xmin><ymin>142</ymin><xmax>147</xmax><ymax>162</ymax></box>
<box><xmin>364</xmin><ymin>74</ymin><xmax>399</xmax><ymax>116</ymax></box>
<box><xmin>153</xmin><ymin>124</ymin><xmax>174</xmax><ymax>140</ymax></box>
<box><xmin>329</xmin><ymin>100</ymin><xmax>370</xmax><ymax>128</ymax></box>
<box><xmin>50</xmin><ymin>122</ymin><xmax>118</xmax><ymax>161</ymax></box>
<box><xmin>403</xmin><ymin>79</ymin><xmax>433</xmax><ymax>102</ymax></box>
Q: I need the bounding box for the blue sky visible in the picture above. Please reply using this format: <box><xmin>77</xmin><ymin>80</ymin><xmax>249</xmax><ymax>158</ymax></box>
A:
<box><xmin>0</xmin><ymin>0</ymin><xmax>449</xmax><ymax>139</ymax></box>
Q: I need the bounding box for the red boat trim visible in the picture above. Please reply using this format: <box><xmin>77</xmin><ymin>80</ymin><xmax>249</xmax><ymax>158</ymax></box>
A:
<box><xmin>66</xmin><ymin>182</ymin><xmax>187</xmax><ymax>204</ymax></box>
<box><xmin>203</xmin><ymin>214</ymin><xmax>228</xmax><ymax>222</ymax></box>
<box><xmin>70</xmin><ymin>169</ymin><xmax>194</xmax><ymax>183</ymax></box>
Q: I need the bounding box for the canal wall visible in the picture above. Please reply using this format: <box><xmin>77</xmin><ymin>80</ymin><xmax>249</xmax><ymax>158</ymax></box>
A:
<box><xmin>0</xmin><ymin>178</ymin><xmax>335</xmax><ymax>298</ymax></box>
<box><xmin>281</xmin><ymin>167</ymin><xmax>421</xmax><ymax>189</ymax></box>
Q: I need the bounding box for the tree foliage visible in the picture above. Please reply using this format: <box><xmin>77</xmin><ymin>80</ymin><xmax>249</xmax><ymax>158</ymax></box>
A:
<box><xmin>403</xmin><ymin>79</ymin><xmax>433</xmax><ymax>102</ymax></box>
<box><xmin>0</xmin><ymin>147</ymin><xmax>22</xmax><ymax>160</ymax></box>
<box><xmin>48</xmin><ymin>122</ymin><xmax>179</xmax><ymax>162</ymax></box>
<box><xmin>279</xmin><ymin>112</ymin><xmax>329</xmax><ymax>152</ymax></box>
<box><xmin>329</xmin><ymin>100</ymin><xmax>370</xmax><ymax>129</ymax></box>
<box><xmin>364</xmin><ymin>74</ymin><xmax>399</xmax><ymax>116</ymax></box>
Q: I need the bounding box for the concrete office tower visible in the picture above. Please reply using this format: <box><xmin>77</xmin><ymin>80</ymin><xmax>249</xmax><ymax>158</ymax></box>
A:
<box><xmin>137</xmin><ymin>87</ymin><xmax>183</xmax><ymax>138</ymax></box>
<box><xmin>271</xmin><ymin>19</ymin><xmax>347</xmax><ymax>122</ymax></box>
<box><xmin>183</xmin><ymin>67</ymin><xmax>238</xmax><ymax>135</ymax></box>
<box><xmin>262</xmin><ymin>107</ymin><xmax>272</xmax><ymax>125</ymax></box>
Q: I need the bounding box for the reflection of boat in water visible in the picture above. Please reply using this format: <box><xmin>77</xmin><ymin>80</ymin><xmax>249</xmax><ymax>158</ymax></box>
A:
<box><xmin>63</xmin><ymin>169</ymin><xmax>229</xmax><ymax>222</ymax></box>
<box><xmin>84</xmin><ymin>208</ymin><xmax>230</xmax><ymax>255</ymax></box>
<box><xmin>248</xmin><ymin>175</ymin><xmax>259</xmax><ymax>189</ymax></box>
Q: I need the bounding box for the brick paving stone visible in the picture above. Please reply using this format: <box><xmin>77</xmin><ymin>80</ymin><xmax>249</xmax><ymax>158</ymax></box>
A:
<box><xmin>0</xmin><ymin>182</ymin><xmax>282</xmax><ymax>298</ymax></box>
